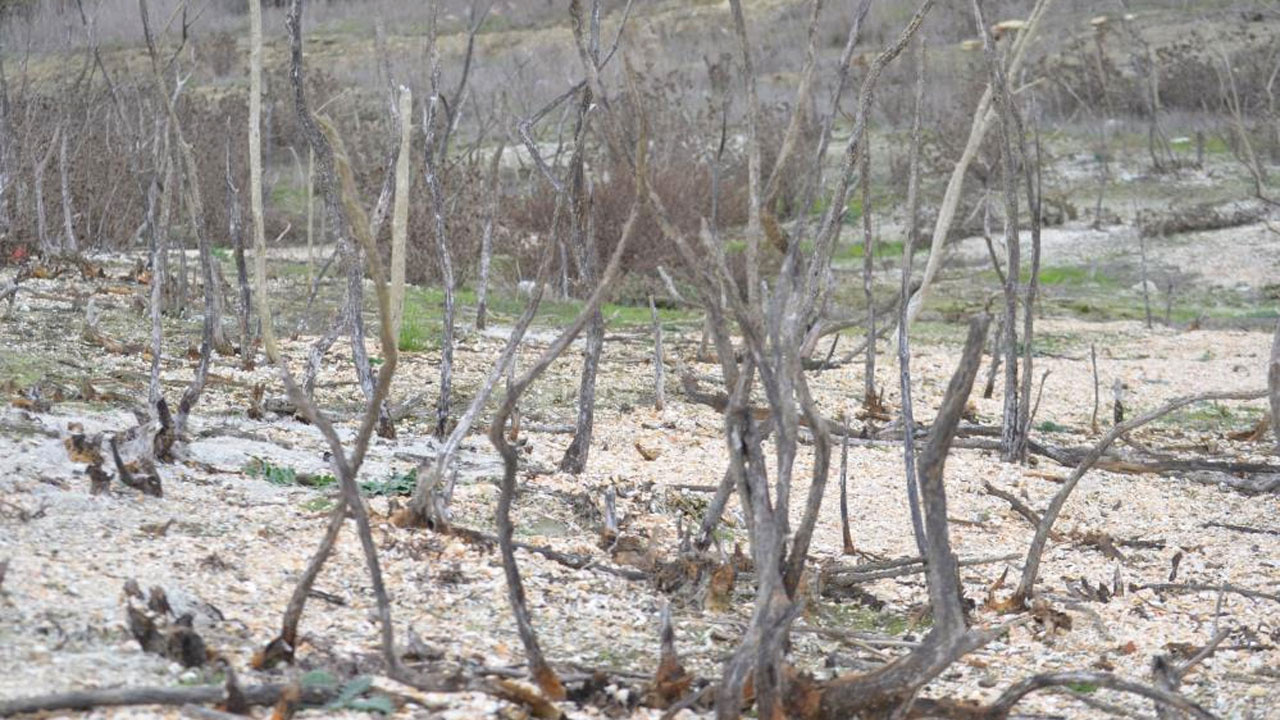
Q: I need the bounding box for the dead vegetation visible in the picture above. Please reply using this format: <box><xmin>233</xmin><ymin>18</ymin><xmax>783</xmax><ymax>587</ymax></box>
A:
<box><xmin>0</xmin><ymin>0</ymin><xmax>1279</xmax><ymax>719</ymax></box>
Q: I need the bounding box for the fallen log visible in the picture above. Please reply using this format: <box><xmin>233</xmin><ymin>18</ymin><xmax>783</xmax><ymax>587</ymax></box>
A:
<box><xmin>0</xmin><ymin>682</ymin><xmax>337</xmax><ymax>718</ymax></box>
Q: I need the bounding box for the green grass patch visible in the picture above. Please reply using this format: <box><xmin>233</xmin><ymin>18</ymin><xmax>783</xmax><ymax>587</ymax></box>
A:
<box><xmin>1036</xmin><ymin>420</ymin><xmax>1069</xmax><ymax>433</ymax></box>
<box><xmin>1031</xmin><ymin>265</ymin><xmax>1116</xmax><ymax>287</ymax></box>
<box><xmin>398</xmin><ymin>283</ymin><xmax>698</xmax><ymax>338</ymax></box>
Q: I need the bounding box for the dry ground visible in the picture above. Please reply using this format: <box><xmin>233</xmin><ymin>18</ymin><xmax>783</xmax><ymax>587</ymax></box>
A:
<box><xmin>0</xmin><ymin>239</ymin><xmax>1278</xmax><ymax>719</ymax></box>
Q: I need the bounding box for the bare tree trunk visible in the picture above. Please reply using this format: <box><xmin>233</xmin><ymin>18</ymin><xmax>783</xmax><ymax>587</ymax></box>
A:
<box><xmin>255</xmin><ymin>2</ymin><xmax>408</xmax><ymax>676</ymax></box>
<box><xmin>139</xmin><ymin>0</ymin><xmax>221</xmax><ymax>443</ymax></box>
<box><xmin>1013</xmin><ymin>116</ymin><xmax>1043</xmax><ymax>462</ymax></box>
<box><xmin>560</xmin><ymin>91</ymin><xmax>603</xmax><ymax>475</ymax></box>
<box><xmin>148</xmin><ymin>145</ymin><xmax>173</xmax><ymax>413</ymax></box>
<box><xmin>475</xmin><ymin>142</ymin><xmax>503</xmax><ymax>331</ymax></box>
<box><xmin>34</xmin><ymin>125</ymin><xmax>59</xmax><ymax>255</ymax></box>
<box><xmin>59</xmin><ymin>128</ymin><xmax>76</xmax><ymax>254</ymax></box>
<box><xmin>279</xmin><ymin>0</ymin><xmax>390</xmax><ymax>438</ymax></box>
<box><xmin>226</xmin><ymin>135</ymin><xmax>253</xmax><ymax>368</ymax></box>
<box><xmin>726</xmin><ymin>0</ymin><xmax>761</xmax><ymax>306</ymax></box>
<box><xmin>649</xmin><ymin>294</ymin><xmax>664</xmax><ymax>411</ymax></box>
<box><xmin>389</xmin><ymin>87</ymin><xmax>411</xmax><ymax>340</ymax></box>
<box><xmin>1271</xmin><ymin>320</ymin><xmax>1280</xmax><ymax>452</ymax></box>
<box><xmin>860</xmin><ymin>141</ymin><xmax>876</xmax><ymax>408</ymax></box>
<box><xmin>1090</xmin><ymin>343</ymin><xmax>1100</xmax><ymax>434</ymax></box>
<box><xmin>0</xmin><ymin>51</ymin><xmax>11</xmax><ymax>238</ymax></box>
<box><xmin>1140</xmin><ymin>231</ymin><xmax>1153</xmax><ymax>329</ymax></box>
<box><xmin>249</xmin><ymin>0</ymin><xmax>278</xmax><ymax>364</ymax></box>
<box><xmin>899</xmin><ymin>38</ymin><xmax>928</xmax><ymax>558</ymax></box>
<box><xmin>491</xmin><ymin>197</ymin><xmax>641</xmax><ymax>698</ymax></box>
<box><xmin>305</xmin><ymin>147</ymin><xmax>315</xmax><ymax>291</ymax></box>
<box><xmin>975</xmin><ymin>0</ymin><xmax>1022</xmax><ymax>463</ymax></box>
<box><xmin>209</xmin><ymin>256</ymin><xmax>234</xmax><ymax>356</ymax></box>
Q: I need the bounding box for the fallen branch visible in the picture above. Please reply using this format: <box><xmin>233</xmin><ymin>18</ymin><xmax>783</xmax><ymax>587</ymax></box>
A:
<box><xmin>1133</xmin><ymin>582</ymin><xmax>1280</xmax><ymax>605</ymax></box>
<box><xmin>437</xmin><ymin>523</ymin><xmax>649</xmax><ymax>582</ymax></box>
<box><xmin>1012</xmin><ymin>388</ymin><xmax>1269</xmax><ymax>606</ymax></box>
<box><xmin>0</xmin><ymin>682</ymin><xmax>338</xmax><ymax>717</ymax></box>
<box><xmin>1200</xmin><ymin>521</ymin><xmax>1280</xmax><ymax>537</ymax></box>
<box><xmin>978</xmin><ymin>670</ymin><xmax>1217</xmax><ymax>720</ymax></box>
<box><xmin>823</xmin><ymin>552</ymin><xmax>1020</xmax><ymax>586</ymax></box>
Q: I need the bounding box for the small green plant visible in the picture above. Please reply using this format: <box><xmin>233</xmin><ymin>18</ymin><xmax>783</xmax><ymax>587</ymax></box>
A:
<box><xmin>211</xmin><ymin>247</ymin><xmax>231</xmax><ymax>262</ymax></box>
<box><xmin>246</xmin><ymin>457</ymin><xmax>297</xmax><ymax>486</ymax></box>
<box><xmin>1066</xmin><ymin>681</ymin><xmax>1099</xmax><ymax>694</ymax></box>
<box><xmin>321</xmin><ymin>675</ymin><xmax>394</xmax><ymax>715</ymax></box>
<box><xmin>359</xmin><ymin>469</ymin><xmax>417</xmax><ymax>497</ymax></box>
<box><xmin>246</xmin><ymin>458</ymin><xmax>336</xmax><ymax>489</ymax></box>
<box><xmin>301</xmin><ymin>496</ymin><xmax>336</xmax><ymax>512</ymax></box>
<box><xmin>1036</xmin><ymin>420</ymin><xmax>1068</xmax><ymax>433</ymax></box>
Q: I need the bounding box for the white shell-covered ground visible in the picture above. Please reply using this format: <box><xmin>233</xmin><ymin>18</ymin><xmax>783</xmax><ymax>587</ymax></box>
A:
<box><xmin>0</xmin><ymin>245</ymin><xmax>1277</xmax><ymax>719</ymax></box>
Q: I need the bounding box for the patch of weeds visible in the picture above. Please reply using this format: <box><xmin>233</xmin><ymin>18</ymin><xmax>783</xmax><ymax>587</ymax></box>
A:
<box><xmin>324</xmin><ymin>676</ymin><xmax>394</xmax><ymax>715</ymax></box>
<box><xmin>301</xmin><ymin>496</ymin><xmax>335</xmax><ymax>512</ymax></box>
<box><xmin>359</xmin><ymin>469</ymin><xmax>416</xmax><ymax>497</ymax></box>
<box><xmin>1036</xmin><ymin>420</ymin><xmax>1069</xmax><ymax>433</ymax></box>
<box><xmin>1157</xmin><ymin>402</ymin><xmax>1261</xmax><ymax>432</ymax></box>
<box><xmin>211</xmin><ymin>247</ymin><xmax>231</xmax><ymax>262</ymax></box>
<box><xmin>1066</xmin><ymin>681</ymin><xmax>1099</xmax><ymax>694</ymax></box>
<box><xmin>1031</xmin><ymin>265</ymin><xmax>1115</xmax><ymax>287</ymax></box>
<box><xmin>245</xmin><ymin>457</ymin><xmax>336</xmax><ymax>489</ymax></box>
<box><xmin>246</xmin><ymin>457</ymin><xmax>297</xmax><ymax>486</ymax></box>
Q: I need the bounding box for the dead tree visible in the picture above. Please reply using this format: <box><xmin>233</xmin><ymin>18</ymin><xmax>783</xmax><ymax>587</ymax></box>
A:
<box><xmin>860</xmin><ymin>138</ymin><xmax>877</xmax><ymax>409</ymax></box>
<box><xmin>249</xmin><ymin>0</ymin><xmax>277</xmax><ymax>364</ymax></box>
<box><xmin>975</xmin><ymin>0</ymin><xmax>1022</xmax><ymax>463</ymax></box>
<box><xmin>1271</xmin><ymin>320</ymin><xmax>1280</xmax><ymax>451</ymax></box>
<box><xmin>605</xmin><ymin>2</ymin><xmax>941</xmax><ymax>714</ymax></box>
<box><xmin>389</xmin><ymin>86</ymin><xmax>411</xmax><ymax>341</ymax></box>
<box><xmin>649</xmin><ymin>294</ymin><xmax>665</xmax><ymax>411</ymax></box>
<box><xmin>558</xmin><ymin>84</ymin><xmax>603</xmax><ymax>475</ymax></box>
<box><xmin>282</xmin><ymin>0</ymin><xmax>393</xmax><ymax>438</ymax></box>
<box><xmin>33</xmin><ymin>124</ymin><xmax>59</xmax><ymax>255</ymax></box>
<box><xmin>488</xmin><ymin>195</ymin><xmax>643</xmax><ymax>697</ymax></box>
<box><xmin>139</xmin><ymin>0</ymin><xmax>220</xmax><ymax>444</ymax></box>
<box><xmin>421</xmin><ymin>0</ymin><xmax>489</xmax><ymax>439</ymax></box>
<box><xmin>907</xmin><ymin>0</ymin><xmax>1054</xmax><ymax>325</ymax></box>
<box><xmin>255</xmin><ymin>0</ymin><xmax>405</xmax><ymax>671</ymax></box>
<box><xmin>898</xmin><ymin>38</ymin><xmax>928</xmax><ymax>558</ymax></box>
<box><xmin>474</xmin><ymin>141</ymin><xmax>503</xmax><ymax>331</ymax></box>
<box><xmin>226</xmin><ymin>135</ymin><xmax>254</xmax><ymax>368</ymax></box>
